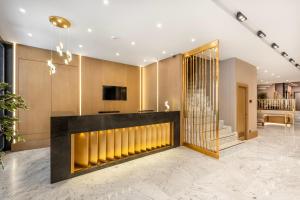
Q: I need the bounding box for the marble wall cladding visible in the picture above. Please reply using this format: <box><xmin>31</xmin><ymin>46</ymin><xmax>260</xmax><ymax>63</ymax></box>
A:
<box><xmin>1</xmin><ymin>124</ymin><xmax>300</xmax><ymax>199</ymax></box>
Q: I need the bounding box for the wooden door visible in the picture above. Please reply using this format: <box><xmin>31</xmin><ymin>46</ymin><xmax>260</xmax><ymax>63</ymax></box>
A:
<box><xmin>237</xmin><ymin>85</ymin><xmax>248</xmax><ymax>139</ymax></box>
<box><xmin>295</xmin><ymin>92</ymin><xmax>300</xmax><ymax>111</ymax></box>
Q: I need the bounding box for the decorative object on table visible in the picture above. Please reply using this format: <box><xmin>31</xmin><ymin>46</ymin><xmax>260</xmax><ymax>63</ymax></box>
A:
<box><xmin>0</xmin><ymin>82</ymin><xmax>27</xmax><ymax>169</ymax></box>
<box><xmin>164</xmin><ymin>101</ymin><xmax>170</xmax><ymax>112</ymax></box>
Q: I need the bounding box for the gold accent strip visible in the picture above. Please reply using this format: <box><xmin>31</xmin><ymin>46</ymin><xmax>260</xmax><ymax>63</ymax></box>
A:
<box><xmin>184</xmin><ymin>143</ymin><xmax>219</xmax><ymax>159</ymax></box>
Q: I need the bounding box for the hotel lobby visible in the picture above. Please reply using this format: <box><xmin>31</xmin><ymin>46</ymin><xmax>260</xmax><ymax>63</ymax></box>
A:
<box><xmin>1</xmin><ymin>0</ymin><xmax>300</xmax><ymax>199</ymax></box>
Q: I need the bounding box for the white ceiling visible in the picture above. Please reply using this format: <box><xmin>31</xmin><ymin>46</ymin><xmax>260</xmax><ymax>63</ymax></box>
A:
<box><xmin>0</xmin><ymin>0</ymin><xmax>299</xmax><ymax>83</ymax></box>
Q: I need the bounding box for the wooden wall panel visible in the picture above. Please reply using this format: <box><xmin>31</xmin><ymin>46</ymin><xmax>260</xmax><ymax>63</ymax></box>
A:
<box><xmin>14</xmin><ymin>59</ymin><xmax>51</xmax><ymax>150</ymax></box>
<box><xmin>51</xmin><ymin>64</ymin><xmax>79</xmax><ymax>116</ymax></box>
<box><xmin>13</xmin><ymin>44</ymin><xmax>79</xmax><ymax>151</ymax></box>
<box><xmin>81</xmin><ymin>57</ymin><xmax>140</xmax><ymax>115</ymax></box>
<box><xmin>142</xmin><ymin>62</ymin><xmax>157</xmax><ymax>111</ymax></box>
<box><xmin>158</xmin><ymin>55</ymin><xmax>182</xmax><ymax>111</ymax></box>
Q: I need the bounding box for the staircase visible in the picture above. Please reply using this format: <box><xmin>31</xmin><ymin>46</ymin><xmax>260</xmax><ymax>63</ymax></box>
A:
<box><xmin>218</xmin><ymin>120</ymin><xmax>244</xmax><ymax>151</ymax></box>
<box><xmin>185</xmin><ymin>87</ymin><xmax>244</xmax><ymax>155</ymax></box>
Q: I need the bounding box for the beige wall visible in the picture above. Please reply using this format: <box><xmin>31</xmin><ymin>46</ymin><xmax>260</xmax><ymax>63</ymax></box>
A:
<box><xmin>142</xmin><ymin>55</ymin><xmax>182</xmax><ymax>112</ymax></box>
<box><xmin>219</xmin><ymin>58</ymin><xmax>257</xmax><ymax>134</ymax></box>
<box><xmin>236</xmin><ymin>58</ymin><xmax>257</xmax><ymax>133</ymax></box>
<box><xmin>142</xmin><ymin>62</ymin><xmax>157</xmax><ymax>111</ymax></box>
<box><xmin>219</xmin><ymin>58</ymin><xmax>236</xmax><ymax>130</ymax></box>
<box><xmin>15</xmin><ymin>45</ymin><xmax>140</xmax><ymax>151</ymax></box>
<box><xmin>81</xmin><ymin>56</ymin><xmax>140</xmax><ymax>115</ymax></box>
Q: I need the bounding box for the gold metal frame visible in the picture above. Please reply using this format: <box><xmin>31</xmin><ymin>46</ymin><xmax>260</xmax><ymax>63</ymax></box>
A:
<box><xmin>182</xmin><ymin>40</ymin><xmax>220</xmax><ymax>159</ymax></box>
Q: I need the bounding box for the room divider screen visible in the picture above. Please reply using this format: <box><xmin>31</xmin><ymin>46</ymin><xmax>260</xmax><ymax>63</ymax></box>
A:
<box><xmin>182</xmin><ymin>40</ymin><xmax>220</xmax><ymax>158</ymax></box>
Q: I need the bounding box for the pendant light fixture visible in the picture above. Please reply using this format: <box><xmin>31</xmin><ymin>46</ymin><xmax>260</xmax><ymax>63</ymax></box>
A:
<box><xmin>48</xmin><ymin>16</ymin><xmax>72</xmax><ymax>75</ymax></box>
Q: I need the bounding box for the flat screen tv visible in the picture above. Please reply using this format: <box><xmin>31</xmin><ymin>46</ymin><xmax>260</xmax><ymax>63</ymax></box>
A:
<box><xmin>102</xmin><ymin>85</ymin><xmax>127</xmax><ymax>101</ymax></box>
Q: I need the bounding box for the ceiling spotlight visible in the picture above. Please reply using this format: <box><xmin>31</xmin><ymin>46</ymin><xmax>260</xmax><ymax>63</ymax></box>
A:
<box><xmin>131</xmin><ymin>41</ymin><xmax>136</xmax><ymax>46</ymax></box>
<box><xmin>271</xmin><ymin>73</ymin><xmax>275</xmax><ymax>76</ymax></box>
<box><xmin>156</xmin><ymin>23</ymin><xmax>162</xmax><ymax>28</ymax></box>
<box><xmin>27</xmin><ymin>33</ymin><xmax>32</xmax><ymax>37</ymax></box>
<box><xmin>236</xmin><ymin>11</ymin><xmax>247</xmax><ymax>22</ymax></box>
<box><xmin>103</xmin><ymin>0</ymin><xmax>109</xmax><ymax>5</ymax></box>
<box><xmin>256</xmin><ymin>66</ymin><xmax>260</xmax><ymax>70</ymax></box>
<box><xmin>143</xmin><ymin>59</ymin><xmax>147</xmax><ymax>62</ymax></box>
<box><xmin>276</xmin><ymin>75</ymin><xmax>280</xmax><ymax>78</ymax></box>
<box><xmin>286</xmin><ymin>80</ymin><xmax>289</xmax><ymax>82</ymax></box>
<box><xmin>116</xmin><ymin>52</ymin><xmax>120</xmax><ymax>56</ymax></box>
<box><xmin>162</xmin><ymin>50</ymin><xmax>166</xmax><ymax>54</ymax></box>
<box><xmin>295</xmin><ymin>63</ymin><xmax>299</xmax><ymax>67</ymax></box>
<box><xmin>264</xmin><ymin>70</ymin><xmax>268</xmax><ymax>73</ymax></box>
<box><xmin>191</xmin><ymin>38</ymin><xmax>196</xmax><ymax>42</ymax></box>
<box><xmin>271</xmin><ymin>43</ymin><xmax>279</xmax><ymax>49</ymax></box>
<box><xmin>87</xmin><ymin>28</ymin><xmax>92</xmax><ymax>33</ymax></box>
<box><xmin>257</xmin><ymin>30</ymin><xmax>266</xmax><ymax>38</ymax></box>
<box><xmin>289</xmin><ymin>58</ymin><xmax>295</xmax><ymax>63</ymax></box>
<box><xmin>79</xmin><ymin>44</ymin><xmax>83</xmax><ymax>48</ymax></box>
<box><xmin>19</xmin><ymin>8</ymin><xmax>26</xmax><ymax>14</ymax></box>
<box><xmin>281</xmin><ymin>52</ymin><xmax>288</xmax><ymax>57</ymax></box>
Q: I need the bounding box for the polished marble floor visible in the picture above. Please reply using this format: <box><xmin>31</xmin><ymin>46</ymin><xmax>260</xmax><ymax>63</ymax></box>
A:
<box><xmin>1</xmin><ymin>124</ymin><xmax>300</xmax><ymax>200</ymax></box>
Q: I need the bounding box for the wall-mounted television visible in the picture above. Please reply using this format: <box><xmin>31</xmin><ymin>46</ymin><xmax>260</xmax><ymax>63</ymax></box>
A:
<box><xmin>102</xmin><ymin>85</ymin><xmax>127</xmax><ymax>101</ymax></box>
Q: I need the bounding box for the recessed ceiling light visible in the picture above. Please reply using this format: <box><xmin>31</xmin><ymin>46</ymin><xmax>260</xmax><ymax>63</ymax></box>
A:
<box><xmin>271</xmin><ymin>73</ymin><xmax>275</xmax><ymax>76</ymax></box>
<box><xmin>19</xmin><ymin>8</ymin><xmax>26</xmax><ymax>14</ymax></box>
<box><xmin>191</xmin><ymin>38</ymin><xmax>196</xmax><ymax>42</ymax></box>
<box><xmin>156</xmin><ymin>23</ymin><xmax>162</xmax><ymax>28</ymax></box>
<box><xmin>286</xmin><ymin>80</ymin><xmax>289</xmax><ymax>82</ymax></box>
<box><xmin>236</xmin><ymin>11</ymin><xmax>247</xmax><ymax>22</ymax></box>
<box><xmin>257</xmin><ymin>30</ymin><xmax>266</xmax><ymax>38</ymax></box>
<box><xmin>27</xmin><ymin>33</ymin><xmax>32</xmax><ymax>37</ymax></box>
<box><xmin>116</xmin><ymin>52</ymin><xmax>120</xmax><ymax>56</ymax></box>
<box><xmin>87</xmin><ymin>28</ymin><xmax>92</xmax><ymax>33</ymax></box>
<box><xmin>271</xmin><ymin>43</ymin><xmax>279</xmax><ymax>49</ymax></box>
<box><xmin>131</xmin><ymin>41</ymin><xmax>136</xmax><ymax>46</ymax></box>
<box><xmin>289</xmin><ymin>58</ymin><xmax>295</xmax><ymax>63</ymax></box>
<box><xmin>143</xmin><ymin>59</ymin><xmax>147</xmax><ymax>62</ymax></box>
<box><xmin>264</xmin><ymin>70</ymin><xmax>268</xmax><ymax>73</ymax></box>
<box><xmin>276</xmin><ymin>75</ymin><xmax>280</xmax><ymax>78</ymax></box>
<box><xmin>103</xmin><ymin>0</ymin><xmax>109</xmax><ymax>5</ymax></box>
<box><xmin>256</xmin><ymin>66</ymin><xmax>260</xmax><ymax>70</ymax></box>
<box><xmin>79</xmin><ymin>44</ymin><xmax>83</xmax><ymax>48</ymax></box>
<box><xmin>260</xmin><ymin>80</ymin><xmax>264</xmax><ymax>82</ymax></box>
<box><xmin>281</xmin><ymin>52</ymin><xmax>288</xmax><ymax>57</ymax></box>
<box><xmin>162</xmin><ymin>50</ymin><xmax>166</xmax><ymax>54</ymax></box>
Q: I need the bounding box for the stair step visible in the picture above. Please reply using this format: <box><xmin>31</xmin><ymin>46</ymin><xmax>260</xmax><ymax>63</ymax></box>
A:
<box><xmin>220</xmin><ymin>140</ymin><xmax>244</xmax><ymax>151</ymax></box>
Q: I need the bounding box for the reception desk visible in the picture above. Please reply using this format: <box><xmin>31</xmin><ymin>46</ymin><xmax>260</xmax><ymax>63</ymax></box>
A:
<box><xmin>50</xmin><ymin>111</ymin><xmax>180</xmax><ymax>183</ymax></box>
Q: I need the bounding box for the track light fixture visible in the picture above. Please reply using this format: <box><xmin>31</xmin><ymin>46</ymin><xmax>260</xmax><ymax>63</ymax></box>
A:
<box><xmin>271</xmin><ymin>43</ymin><xmax>279</xmax><ymax>49</ymax></box>
<box><xmin>236</xmin><ymin>11</ymin><xmax>247</xmax><ymax>22</ymax></box>
<box><xmin>257</xmin><ymin>30</ymin><xmax>266</xmax><ymax>38</ymax></box>
<box><xmin>281</xmin><ymin>52</ymin><xmax>288</xmax><ymax>57</ymax></box>
<box><xmin>289</xmin><ymin>58</ymin><xmax>295</xmax><ymax>63</ymax></box>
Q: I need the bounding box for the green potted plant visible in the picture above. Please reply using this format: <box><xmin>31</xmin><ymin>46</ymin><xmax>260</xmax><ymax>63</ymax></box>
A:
<box><xmin>0</xmin><ymin>82</ymin><xmax>27</xmax><ymax>169</ymax></box>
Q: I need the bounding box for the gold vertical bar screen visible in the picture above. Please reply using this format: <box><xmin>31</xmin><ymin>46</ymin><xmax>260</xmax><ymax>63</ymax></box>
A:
<box><xmin>135</xmin><ymin>126</ymin><xmax>141</xmax><ymax>153</ymax></box>
<box><xmin>98</xmin><ymin>130</ymin><xmax>106</xmax><ymax>162</ymax></box>
<box><xmin>106</xmin><ymin>130</ymin><xmax>115</xmax><ymax>160</ymax></box>
<box><xmin>182</xmin><ymin>40</ymin><xmax>220</xmax><ymax>159</ymax></box>
<box><xmin>121</xmin><ymin>128</ymin><xmax>128</xmax><ymax>156</ymax></box>
<box><xmin>128</xmin><ymin>127</ymin><xmax>135</xmax><ymax>154</ymax></box>
<box><xmin>89</xmin><ymin>131</ymin><xmax>98</xmax><ymax>164</ymax></box>
<box><xmin>114</xmin><ymin>129</ymin><xmax>122</xmax><ymax>158</ymax></box>
<box><xmin>71</xmin><ymin>123</ymin><xmax>173</xmax><ymax>172</ymax></box>
<box><xmin>146</xmin><ymin>125</ymin><xmax>152</xmax><ymax>150</ymax></box>
<box><xmin>141</xmin><ymin>126</ymin><xmax>147</xmax><ymax>151</ymax></box>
